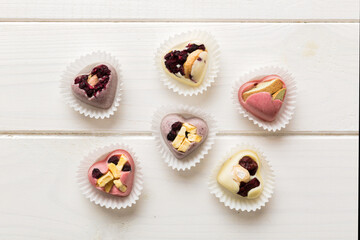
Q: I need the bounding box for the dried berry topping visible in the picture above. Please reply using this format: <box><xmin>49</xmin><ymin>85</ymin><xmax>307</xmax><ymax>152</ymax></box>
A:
<box><xmin>164</xmin><ymin>50</ymin><xmax>187</xmax><ymax>75</ymax></box>
<box><xmin>171</xmin><ymin>121</ymin><xmax>183</xmax><ymax>131</ymax></box>
<box><xmin>186</xmin><ymin>43</ymin><xmax>206</xmax><ymax>53</ymax></box>
<box><xmin>73</xmin><ymin>64</ymin><xmax>111</xmax><ymax>98</ymax></box>
<box><xmin>238</xmin><ymin>178</ymin><xmax>260</xmax><ymax>197</ymax></box>
<box><xmin>91</xmin><ymin>64</ymin><xmax>111</xmax><ymax>78</ymax></box>
<box><xmin>108</xmin><ymin>155</ymin><xmax>120</xmax><ymax>165</ymax></box>
<box><xmin>164</xmin><ymin>43</ymin><xmax>206</xmax><ymax>76</ymax></box>
<box><xmin>167</xmin><ymin>130</ymin><xmax>177</xmax><ymax>141</ymax></box>
<box><xmin>74</xmin><ymin>75</ymin><xmax>87</xmax><ymax>84</ymax></box>
<box><xmin>122</xmin><ymin>163</ymin><xmax>131</xmax><ymax>171</ymax></box>
<box><xmin>92</xmin><ymin>168</ymin><xmax>103</xmax><ymax>179</ymax></box>
<box><xmin>239</xmin><ymin>156</ymin><xmax>258</xmax><ymax>176</ymax></box>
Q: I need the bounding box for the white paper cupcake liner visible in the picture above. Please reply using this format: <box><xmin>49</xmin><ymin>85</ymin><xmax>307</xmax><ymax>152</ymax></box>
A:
<box><xmin>155</xmin><ymin>30</ymin><xmax>220</xmax><ymax>96</ymax></box>
<box><xmin>232</xmin><ymin>66</ymin><xmax>297</xmax><ymax>132</ymax></box>
<box><xmin>76</xmin><ymin>143</ymin><xmax>143</xmax><ymax>209</ymax></box>
<box><xmin>208</xmin><ymin>143</ymin><xmax>275</xmax><ymax>212</ymax></box>
<box><xmin>60</xmin><ymin>51</ymin><xmax>123</xmax><ymax>119</ymax></box>
<box><xmin>151</xmin><ymin>104</ymin><xmax>218</xmax><ymax>171</ymax></box>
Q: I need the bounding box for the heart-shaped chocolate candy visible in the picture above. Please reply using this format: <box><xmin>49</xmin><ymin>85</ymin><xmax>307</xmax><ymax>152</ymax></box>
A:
<box><xmin>88</xmin><ymin>149</ymin><xmax>135</xmax><ymax>197</ymax></box>
<box><xmin>238</xmin><ymin>75</ymin><xmax>286</xmax><ymax>122</ymax></box>
<box><xmin>217</xmin><ymin>150</ymin><xmax>263</xmax><ymax>199</ymax></box>
<box><xmin>161</xmin><ymin>114</ymin><xmax>208</xmax><ymax>159</ymax></box>
<box><xmin>162</xmin><ymin>41</ymin><xmax>208</xmax><ymax>87</ymax></box>
<box><xmin>72</xmin><ymin>63</ymin><xmax>117</xmax><ymax>109</ymax></box>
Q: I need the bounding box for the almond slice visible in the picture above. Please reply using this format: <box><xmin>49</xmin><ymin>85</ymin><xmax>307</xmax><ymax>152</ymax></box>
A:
<box><xmin>183</xmin><ymin>50</ymin><xmax>203</xmax><ymax>78</ymax></box>
<box><xmin>242</xmin><ymin>78</ymin><xmax>283</xmax><ymax>101</ymax></box>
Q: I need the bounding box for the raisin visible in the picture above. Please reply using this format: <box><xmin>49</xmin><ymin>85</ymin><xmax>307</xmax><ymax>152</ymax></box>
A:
<box><xmin>239</xmin><ymin>156</ymin><xmax>258</xmax><ymax>175</ymax></box>
<box><xmin>167</xmin><ymin>130</ymin><xmax>177</xmax><ymax>141</ymax></box>
<box><xmin>79</xmin><ymin>81</ymin><xmax>87</xmax><ymax>89</ymax></box>
<box><xmin>164</xmin><ymin>50</ymin><xmax>188</xmax><ymax>75</ymax></box>
<box><xmin>238</xmin><ymin>178</ymin><xmax>260</xmax><ymax>197</ymax></box>
<box><xmin>74</xmin><ymin>75</ymin><xmax>86</xmax><ymax>84</ymax></box>
<box><xmin>108</xmin><ymin>155</ymin><xmax>120</xmax><ymax>165</ymax></box>
<box><xmin>186</xmin><ymin>43</ymin><xmax>206</xmax><ymax>53</ymax></box>
<box><xmin>92</xmin><ymin>168</ymin><xmax>103</xmax><ymax>179</ymax></box>
<box><xmin>122</xmin><ymin>163</ymin><xmax>131</xmax><ymax>171</ymax></box>
<box><xmin>86</xmin><ymin>89</ymin><xmax>94</xmax><ymax>98</ymax></box>
<box><xmin>171</xmin><ymin>121</ymin><xmax>183</xmax><ymax>131</ymax></box>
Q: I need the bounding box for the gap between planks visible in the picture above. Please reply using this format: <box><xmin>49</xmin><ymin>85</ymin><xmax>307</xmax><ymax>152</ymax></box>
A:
<box><xmin>0</xmin><ymin>130</ymin><xmax>357</xmax><ymax>138</ymax></box>
<box><xmin>0</xmin><ymin>19</ymin><xmax>359</xmax><ymax>23</ymax></box>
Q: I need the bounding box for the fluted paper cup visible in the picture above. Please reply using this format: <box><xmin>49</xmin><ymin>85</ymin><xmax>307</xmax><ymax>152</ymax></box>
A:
<box><xmin>232</xmin><ymin>66</ymin><xmax>297</xmax><ymax>131</ymax></box>
<box><xmin>76</xmin><ymin>143</ymin><xmax>143</xmax><ymax>209</ymax></box>
<box><xmin>151</xmin><ymin>104</ymin><xmax>218</xmax><ymax>170</ymax></box>
<box><xmin>208</xmin><ymin>143</ymin><xmax>275</xmax><ymax>212</ymax></box>
<box><xmin>60</xmin><ymin>51</ymin><xmax>123</xmax><ymax>119</ymax></box>
<box><xmin>155</xmin><ymin>30</ymin><xmax>220</xmax><ymax>96</ymax></box>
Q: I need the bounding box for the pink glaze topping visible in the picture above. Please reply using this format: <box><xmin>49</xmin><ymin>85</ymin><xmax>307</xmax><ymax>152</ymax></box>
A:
<box><xmin>87</xmin><ymin>149</ymin><xmax>135</xmax><ymax>197</ymax></box>
<box><xmin>238</xmin><ymin>75</ymin><xmax>286</xmax><ymax>122</ymax></box>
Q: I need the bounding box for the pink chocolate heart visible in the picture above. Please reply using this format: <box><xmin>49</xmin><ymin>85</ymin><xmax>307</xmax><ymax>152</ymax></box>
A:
<box><xmin>238</xmin><ymin>75</ymin><xmax>286</xmax><ymax>122</ymax></box>
<box><xmin>71</xmin><ymin>63</ymin><xmax>117</xmax><ymax>109</ymax></box>
<box><xmin>88</xmin><ymin>149</ymin><xmax>135</xmax><ymax>197</ymax></box>
<box><xmin>161</xmin><ymin>114</ymin><xmax>208</xmax><ymax>159</ymax></box>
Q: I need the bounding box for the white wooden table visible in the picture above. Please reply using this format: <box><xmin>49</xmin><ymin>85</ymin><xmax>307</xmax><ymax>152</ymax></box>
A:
<box><xmin>0</xmin><ymin>1</ymin><xmax>359</xmax><ymax>239</ymax></box>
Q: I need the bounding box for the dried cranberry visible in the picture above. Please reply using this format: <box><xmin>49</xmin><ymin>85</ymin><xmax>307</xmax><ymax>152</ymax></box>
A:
<box><xmin>239</xmin><ymin>156</ymin><xmax>258</xmax><ymax>175</ymax></box>
<box><xmin>86</xmin><ymin>89</ymin><xmax>94</xmax><ymax>97</ymax></box>
<box><xmin>238</xmin><ymin>178</ymin><xmax>260</xmax><ymax>197</ymax></box>
<box><xmin>167</xmin><ymin>130</ymin><xmax>177</xmax><ymax>141</ymax></box>
<box><xmin>164</xmin><ymin>50</ymin><xmax>188</xmax><ymax>75</ymax></box>
<box><xmin>92</xmin><ymin>168</ymin><xmax>103</xmax><ymax>179</ymax></box>
<box><xmin>164</xmin><ymin>44</ymin><xmax>206</xmax><ymax>76</ymax></box>
<box><xmin>74</xmin><ymin>75</ymin><xmax>86</xmax><ymax>84</ymax></box>
<box><xmin>164</xmin><ymin>52</ymin><xmax>172</xmax><ymax>59</ymax></box>
<box><xmin>91</xmin><ymin>64</ymin><xmax>111</xmax><ymax>78</ymax></box>
<box><xmin>186</xmin><ymin>43</ymin><xmax>206</xmax><ymax>53</ymax></box>
<box><xmin>73</xmin><ymin>64</ymin><xmax>111</xmax><ymax>98</ymax></box>
<box><xmin>122</xmin><ymin>163</ymin><xmax>131</xmax><ymax>171</ymax></box>
<box><xmin>79</xmin><ymin>81</ymin><xmax>87</xmax><ymax>89</ymax></box>
<box><xmin>108</xmin><ymin>155</ymin><xmax>120</xmax><ymax>165</ymax></box>
<box><xmin>171</xmin><ymin>121</ymin><xmax>183</xmax><ymax>131</ymax></box>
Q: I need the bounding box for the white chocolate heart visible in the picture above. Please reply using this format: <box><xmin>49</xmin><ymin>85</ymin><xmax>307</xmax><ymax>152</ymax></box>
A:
<box><xmin>162</xmin><ymin>40</ymin><xmax>208</xmax><ymax>87</ymax></box>
<box><xmin>217</xmin><ymin>150</ymin><xmax>263</xmax><ymax>199</ymax></box>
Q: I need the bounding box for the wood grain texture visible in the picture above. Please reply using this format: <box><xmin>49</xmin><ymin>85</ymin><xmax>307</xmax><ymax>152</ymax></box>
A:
<box><xmin>0</xmin><ymin>23</ymin><xmax>358</xmax><ymax>133</ymax></box>
<box><xmin>0</xmin><ymin>136</ymin><xmax>357</xmax><ymax>239</ymax></box>
<box><xmin>0</xmin><ymin>1</ymin><xmax>359</xmax><ymax>239</ymax></box>
<box><xmin>0</xmin><ymin>0</ymin><xmax>359</xmax><ymax>21</ymax></box>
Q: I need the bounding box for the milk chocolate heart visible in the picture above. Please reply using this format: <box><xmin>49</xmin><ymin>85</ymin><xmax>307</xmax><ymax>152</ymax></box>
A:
<box><xmin>162</xmin><ymin>41</ymin><xmax>208</xmax><ymax>87</ymax></box>
<box><xmin>161</xmin><ymin>114</ymin><xmax>208</xmax><ymax>159</ymax></box>
<box><xmin>88</xmin><ymin>149</ymin><xmax>135</xmax><ymax>197</ymax></box>
<box><xmin>217</xmin><ymin>150</ymin><xmax>263</xmax><ymax>199</ymax></box>
<box><xmin>238</xmin><ymin>75</ymin><xmax>286</xmax><ymax>122</ymax></box>
<box><xmin>72</xmin><ymin>63</ymin><xmax>117</xmax><ymax>109</ymax></box>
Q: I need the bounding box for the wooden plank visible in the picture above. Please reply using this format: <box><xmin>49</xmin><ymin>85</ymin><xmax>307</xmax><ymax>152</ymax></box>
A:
<box><xmin>0</xmin><ymin>23</ymin><xmax>358</xmax><ymax>133</ymax></box>
<box><xmin>0</xmin><ymin>136</ymin><xmax>357</xmax><ymax>239</ymax></box>
<box><xmin>0</xmin><ymin>0</ymin><xmax>359</xmax><ymax>21</ymax></box>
